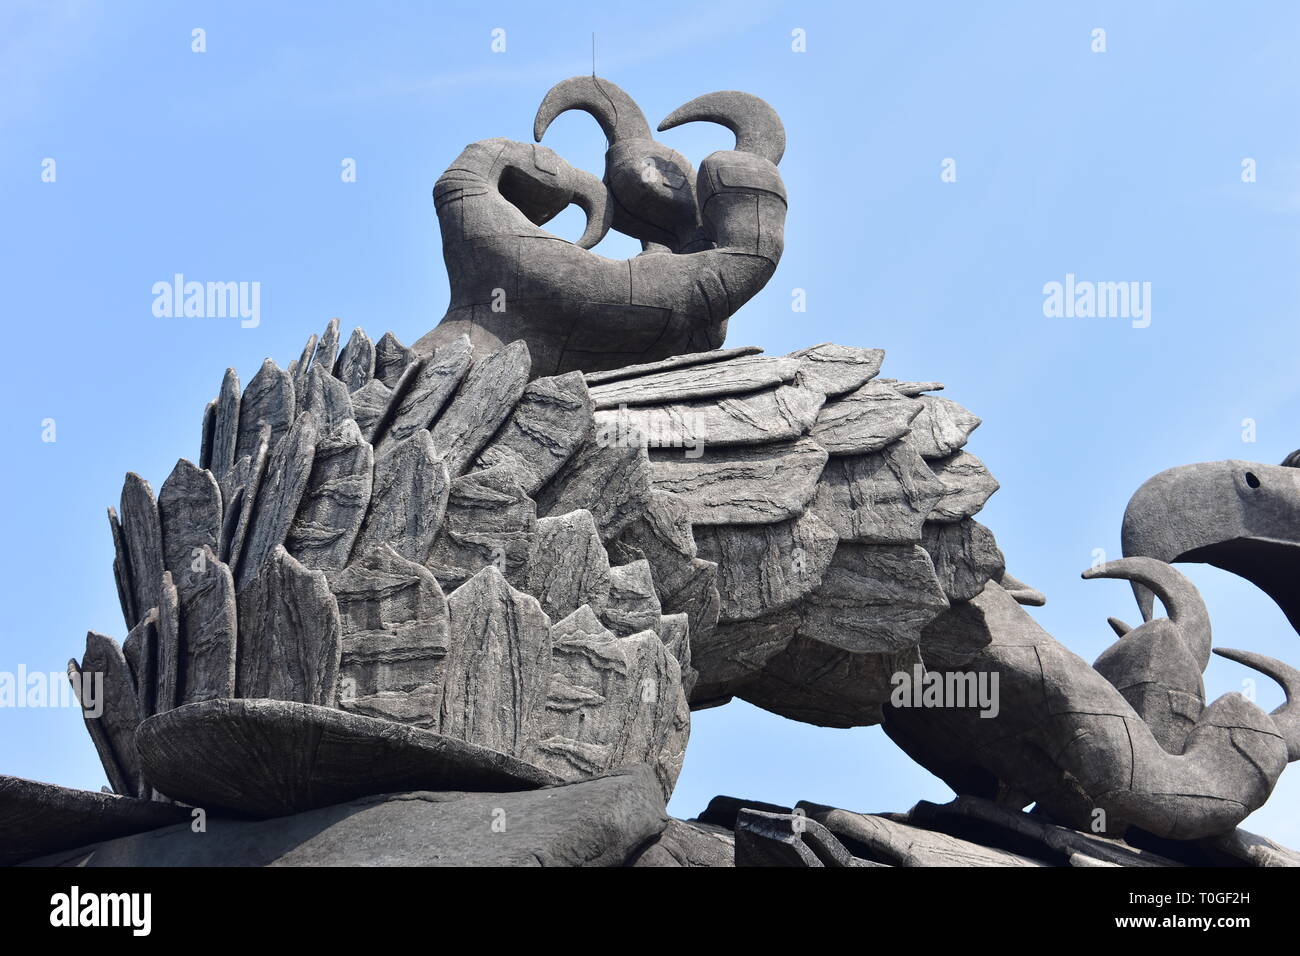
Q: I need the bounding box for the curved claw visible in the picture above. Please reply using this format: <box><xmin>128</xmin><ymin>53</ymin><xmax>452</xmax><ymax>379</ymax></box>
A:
<box><xmin>534</xmin><ymin>76</ymin><xmax>652</xmax><ymax>146</ymax></box>
<box><xmin>1082</xmin><ymin>557</ymin><xmax>1211</xmax><ymax>671</ymax></box>
<box><xmin>1214</xmin><ymin>647</ymin><xmax>1300</xmax><ymax>761</ymax></box>
<box><xmin>658</xmin><ymin>91</ymin><xmax>786</xmax><ymax>165</ymax></box>
<box><xmin>999</xmin><ymin>570</ymin><xmax>1046</xmax><ymax>606</ymax></box>
<box><xmin>567</xmin><ymin>166</ymin><xmax>612</xmax><ymax>249</ymax></box>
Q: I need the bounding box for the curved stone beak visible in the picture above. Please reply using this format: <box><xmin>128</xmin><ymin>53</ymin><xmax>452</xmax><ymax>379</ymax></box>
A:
<box><xmin>1121</xmin><ymin>460</ymin><xmax>1300</xmax><ymax>633</ymax></box>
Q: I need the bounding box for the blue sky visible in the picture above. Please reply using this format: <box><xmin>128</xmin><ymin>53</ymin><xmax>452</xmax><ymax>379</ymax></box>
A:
<box><xmin>3</xmin><ymin>0</ymin><xmax>1299</xmax><ymax>844</ymax></box>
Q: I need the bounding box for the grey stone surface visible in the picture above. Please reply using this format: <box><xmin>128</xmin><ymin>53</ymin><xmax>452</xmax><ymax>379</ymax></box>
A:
<box><xmin>235</xmin><ymin>545</ymin><xmax>341</xmax><ymax>707</ymax></box>
<box><xmin>430</xmin><ymin>339</ymin><xmax>530</xmax><ymax>476</ymax></box>
<box><xmin>1123</xmin><ymin>459</ymin><xmax>1300</xmax><ymax>632</ymax></box>
<box><xmin>328</xmin><ymin>545</ymin><xmax>450</xmax><ymax>728</ymax></box>
<box><xmin>335</xmin><ymin>326</ymin><xmax>375</xmax><ymax>392</ymax></box>
<box><xmin>523</xmin><ymin>510</ymin><xmax>611</xmax><ymax>624</ymax></box>
<box><xmin>300</xmin><ymin>364</ymin><xmax>355</xmax><ymax>431</ymax></box>
<box><xmin>650</xmin><ymin>436</ymin><xmax>827</xmax><ymax>526</ymax></box>
<box><xmin>353</xmin><ymin>429</ymin><xmax>449</xmax><ymax>565</ymax></box>
<box><xmin>685</xmin><ymin>792</ymin><xmax>1210</xmax><ymax>869</ymax></box>
<box><xmin>1213</xmin><ymin>646</ymin><xmax>1300</xmax><ymax>762</ymax></box>
<box><xmin>380</xmin><ymin>335</ymin><xmax>473</xmax><ymax>449</ymax></box>
<box><xmin>158</xmin><ymin>458</ymin><xmax>222</xmax><ymax>578</ymax></box>
<box><xmin>475</xmin><ymin>370</ymin><xmax>594</xmax><ymax>494</ymax></box>
<box><xmin>810</xmin><ymin>438</ymin><xmax>944</xmax><ymax>544</ymax></box>
<box><xmin>426</xmin><ymin>464</ymin><xmax>537</xmax><ymax>590</ymax></box>
<box><xmin>290</xmin><ymin>332</ymin><xmax>318</xmax><ymax>401</ymax></box>
<box><xmin>909</xmin><ymin>395</ymin><xmax>982</xmax><ymax>459</ymax></box>
<box><xmin>220</xmin><ymin>423</ymin><xmax>271</xmax><ymax>573</ymax></box>
<box><xmin>314</xmin><ymin>317</ymin><xmax>341</xmax><ymax>376</ymax></box>
<box><xmin>906</xmin><ymin>795</ymin><xmax>1183</xmax><ymax>868</ymax></box>
<box><xmin>658</xmin><ymin>613</ymin><xmax>693</xmax><ymax>677</ymax></box>
<box><xmin>585</xmin><ymin>346</ymin><xmax>763</xmax><ymax>385</ymax></box>
<box><xmin>236</xmin><ymin>359</ymin><xmax>295</xmax><ymax>463</ymax></box>
<box><xmin>135</xmin><ymin>698</ymin><xmax>559</xmax><ymax>817</ymax></box>
<box><xmin>798</xmin><ymin>801</ymin><xmax>1046</xmax><ymax>867</ymax></box>
<box><xmin>211</xmin><ymin>367</ymin><xmax>241</xmax><ymax>480</ymax></box>
<box><xmin>883</xmin><ymin>579</ymin><xmax>1292</xmax><ymax>840</ymax></box>
<box><xmin>531</xmin><ymin>606</ymin><xmax>683</xmax><ymax>790</ymax></box>
<box><xmin>734</xmin><ymin>808</ymin><xmax>874</xmax><ymax>867</ymax></box>
<box><xmin>154</xmin><ymin>571</ymin><xmax>180</xmax><ymax>714</ymax></box>
<box><xmin>1085</xmin><ymin>558</ymin><xmax>1210</xmax><ymax>754</ymax></box>
<box><xmin>350</xmin><ymin>378</ymin><xmax>392</xmax><ymax>442</ymax></box>
<box><xmin>601</xmin><ymin>559</ymin><xmax>661</xmax><ymax>637</ymax></box>
<box><xmin>107</xmin><ymin>506</ymin><xmax>135</xmax><ymax>629</ymax></box>
<box><xmin>740</xmin><ymin>639</ymin><xmax>917</xmax><ymax>728</ymax></box>
<box><xmin>789</xmin><ymin>343</ymin><xmax>885</xmax><ymax>397</ymax></box>
<box><xmin>174</xmin><ymin>546</ymin><xmax>237</xmax><ymax>705</ymax></box>
<box><xmin>998</xmin><ymin>569</ymin><xmax>1047</xmax><ymax>606</ymax></box>
<box><xmin>0</xmin><ymin>776</ymin><xmax>189</xmax><ymax>867</ymax></box>
<box><xmin>374</xmin><ymin>330</ymin><xmax>414</xmax><ymax>387</ymax></box>
<box><xmin>927</xmin><ymin>449</ymin><xmax>999</xmax><ymax>522</ymax></box>
<box><xmin>914</xmin><ymin>583</ymin><xmax>998</xmax><ymax>671</ymax></box>
<box><xmin>655</xmin><ymin>672</ymin><xmax>691</xmax><ymax>799</ymax></box>
<box><xmin>121</xmin><ymin>609</ymin><xmax>158</xmax><ymax>720</ymax></box>
<box><xmin>285</xmin><ymin>419</ymin><xmax>374</xmax><ymax>571</ymax></box>
<box><xmin>694</xmin><ymin>793</ymin><xmax>794</xmax><ymax>829</ymax></box>
<box><xmin>65</xmin><ymin>75</ymin><xmax>1300</xmax><ymax>864</ymax></box>
<box><xmin>439</xmin><ymin>566</ymin><xmax>551</xmax><ymax>758</ymax></box>
<box><xmin>237</xmin><ymin>412</ymin><xmax>319</xmax><ymax>589</ymax></box>
<box><xmin>690</xmin><ymin>610</ymin><xmax>799</xmax><ymax>699</ymax></box>
<box><xmin>70</xmin><ymin>632</ymin><xmax>145</xmax><ymax>798</ymax></box>
<box><xmin>31</xmin><ymin>766</ymin><xmax>665</xmax><ymax>867</ymax></box>
<box><xmin>537</xmin><ymin>436</ymin><xmax>652</xmax><ymax>541</ymax></box>
<box><xmin>595</xmin><ymin>384</ymin><xmax>823</xmax><ymax>451</ymax></box>
<box><xmin>200</xmin><ymin>399</ymin><xmax>215</xmax><ymax>470</ymax></box>
<box><xmin>695</xmin><ymin>511</ymin><xmax>838</xmax><ymax>622</ymax></box>
<box><xmin>616</xmin><ymin>490</ymin><xmax>720</xmax><ymax>643</ymax></box>
<box><xmin>921</xmin><ymin>519</ymin><xmax>1005</xmax><ymax>604</ymax></box>
<box><xmin>119</xmin><ymin>472</ymin><xmax>164</xmax><ymax>630</ymax></box>
<box><xmin>588</xmin><ymin>356</ymin><xmax>800</xmax><ymax>410</ymax></box>
<box><xmin>1198</xmin><ymin>825</ymin><xmax>1300</xmax><ymax>868</ymax></box>
<box><xmin>810</xmin><ymin>380</ymin><xmax>921</xmax><ymax>455</ymax></box>
<box><xmin>628</xmin><ymin>818</ymin><xmax>734</xmax><ymax>866</ymax></box>
<box><xmin>882</xmin><ymin>379</ymin><xmax>945</xmax><ymax>396</ymax></box>
<box><xmin>796</xmin><ymin>544</ymin><xmax>948</xmax><ymax>654</ymax></box>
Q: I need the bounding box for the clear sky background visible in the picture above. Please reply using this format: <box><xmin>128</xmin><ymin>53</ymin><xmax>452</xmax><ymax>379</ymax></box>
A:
<box><xmin>3</xmin><ymin>0</ymin><xmax>1299</xmax><ymax>845</ymax></box>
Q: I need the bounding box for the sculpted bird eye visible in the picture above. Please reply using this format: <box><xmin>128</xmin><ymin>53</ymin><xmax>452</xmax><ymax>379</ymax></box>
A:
<box><xmin>1246</xmin><ymin>471</ymin><xmax>1261</xmax><ymax>488</ymax></box>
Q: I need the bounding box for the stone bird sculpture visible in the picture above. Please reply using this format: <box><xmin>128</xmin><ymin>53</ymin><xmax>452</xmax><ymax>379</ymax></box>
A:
<box><xmin>4</xmin><ymin>77</ymin><xmax>1296</xmax><ymax>867</ymax></box>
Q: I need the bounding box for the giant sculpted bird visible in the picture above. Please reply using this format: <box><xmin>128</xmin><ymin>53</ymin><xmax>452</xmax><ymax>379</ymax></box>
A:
<box><xmin>414</xmin><ymin>76</ymin><xmax>787</xmax><ymax>377</ymax></box>
<box><xmin>57</xmin><ymin>77</ymin><xmax>1300</xmax><ymax>851</ymax></box>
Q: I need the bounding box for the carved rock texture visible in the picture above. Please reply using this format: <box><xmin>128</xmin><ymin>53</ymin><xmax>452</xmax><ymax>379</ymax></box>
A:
<box><xmin>0</xmin><ymin>776</ymin><xmax>189</xmax><ymax>867</ymax></box>
<box><xmin>81</xmin><ymin>324</ymin><xmax>1011</xmax><ymax>823</ymax></box>
<box><xmin>426</xmin><ymin>465</ymin><xmax>537</xmax><ymax>590</ymax></box>
<box><xmin>353</xmin><ymin>430</ymin><xmax>449</xmax><ymax>564</ymax></box>
<box><xmin>135</xmin><ymin>698</ymin><xmax>559</xmax><ymax>816</ymax></box>
<box><xmin>650</xmin><ymin>438</ymin><xmax>828</xmax><ymax>526</ymax></box>
<box><xmin>235</xmin><ymin>546</ymin><xmax>342</xmax><ymax>707</ymax></box>
<box><xmin>430</xmin><ymin>339</ymin><xmax>530</xmax><ymax>476</ymax></box>
<box><xmin>26</xmin><ymin>767</ymin><xmax>667</xmax><ymax>867</ymax></box>
<box><xmin>476</xmin><ymin>370</ymin><xmax>595</xmax><ymax>494</ymax></box>
<box><xmin>328</xmin><ymin>545</ymin><xmax>450</xmax><ymax>728</ymax></box>
<box><xmin>439</xmin><ymin>566</ymin><xmax>551</xmax><ymax>758</ymax></box>
<box><xmin>49</xmin><ymin>77</ymin><xmax>1300</xmax><ymax>864</ymax></box>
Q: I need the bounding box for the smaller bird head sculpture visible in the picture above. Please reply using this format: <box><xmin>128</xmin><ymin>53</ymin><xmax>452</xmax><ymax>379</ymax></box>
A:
<box><xmin>418</xmin><ymin>76</ymin><xmax>789</xmax><ymax>376</ymax></box>
<box><xmin>1122</xmin><ymin>456</ymin><xmax>1300</xmax><ymax>631</ymax></box>
<box><xmin>533</xmin><ymin>76</ymin><xmax>786</xmax><ymax>254</ymax></box>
